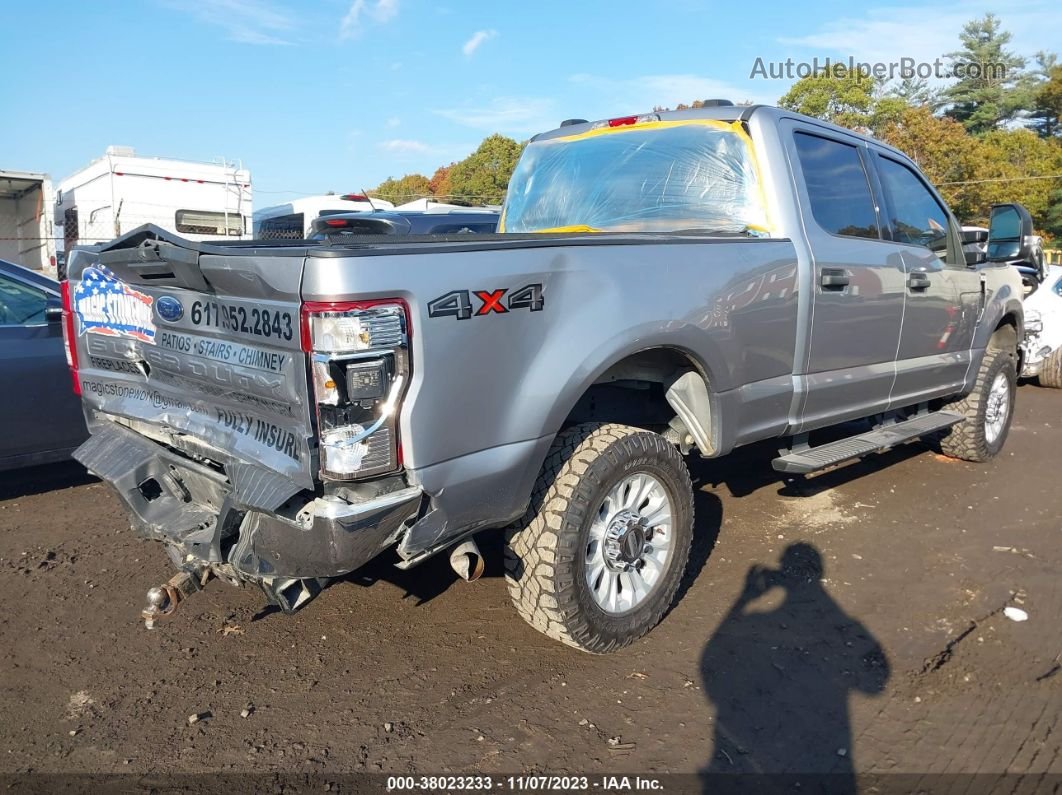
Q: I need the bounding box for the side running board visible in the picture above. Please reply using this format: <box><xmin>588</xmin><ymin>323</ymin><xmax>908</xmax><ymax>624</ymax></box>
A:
<box><xmin>772</xmin><ymin>411</ymin><xmax>964</xmax><ymax>474</ymax></box>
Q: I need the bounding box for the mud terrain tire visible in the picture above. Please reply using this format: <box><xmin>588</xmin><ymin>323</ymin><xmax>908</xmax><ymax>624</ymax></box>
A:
<box><xmin>939</xmin><ymin>348</ymin><xmax>1017</xmax><ymax>462</ymax></box>
<box><xmin>504</xmin><ymin>423</ymin><xmax>693</xmax><ymax>654</ymax></box>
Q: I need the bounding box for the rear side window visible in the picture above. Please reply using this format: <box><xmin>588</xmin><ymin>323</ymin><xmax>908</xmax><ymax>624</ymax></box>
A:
<box><xmin>876</xmin><ymin>157</ymin><xmax>949</xmax><ymax>255</ymax></box>
<box><xmin>793</xmin><ymin>132</ymin><xmax>879</xmax><ymax>240</ymax></box>
<box><xmin>175</xmin><ymin>209</ymin><xmax>244</xmax><ymax>236</ymax></box>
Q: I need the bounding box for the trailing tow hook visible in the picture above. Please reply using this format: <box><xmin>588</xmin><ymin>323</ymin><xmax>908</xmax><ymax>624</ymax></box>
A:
<box><xmin>141</xmin><ymin>569</ymin><xmax>213</xmax><ymax>629</ymax></box>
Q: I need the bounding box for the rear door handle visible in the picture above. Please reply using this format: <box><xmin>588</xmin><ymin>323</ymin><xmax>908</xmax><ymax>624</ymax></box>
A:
<box><xmin>820</xmin><ymin>269</ymin><xmax>850</xmax><ymax>289</ymax></box>
<box><xmin>908</xmin><ymin>272</ymin><xmax>931</xmax><ymax>290</ymax></box>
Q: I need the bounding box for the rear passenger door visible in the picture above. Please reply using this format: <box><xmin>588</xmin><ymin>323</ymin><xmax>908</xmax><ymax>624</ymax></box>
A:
<box><xmin>784</xmin><ymin>124</ymin><xmax>907</xmax><ymax>431</ymax></box>
<box><xmin>872</xmin><ymin>152</ymin><xmax>980</xmax><ymax>406</ymax></box>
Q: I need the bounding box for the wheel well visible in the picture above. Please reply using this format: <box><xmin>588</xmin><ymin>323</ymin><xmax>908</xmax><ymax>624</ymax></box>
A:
<box><xmin>562</xmin><ymin>348</ymin><xmax>707</xmax><ymax>448</ymax></box>
<box><xmin>989</xmin><ymin>316</ymin><xmax>1019</xmax><ymax>353</ymax></box>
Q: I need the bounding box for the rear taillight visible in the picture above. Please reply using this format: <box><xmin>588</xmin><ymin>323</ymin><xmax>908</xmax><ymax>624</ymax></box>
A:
<box><xmin>301</xmin><ymin>299</ymin><xmax>411</xmax><ymax>480</ymax></box>
<box><xmin>60</xmin><ymin>280</ymin><xmax>81</xmax><ymax>396</ymax></box>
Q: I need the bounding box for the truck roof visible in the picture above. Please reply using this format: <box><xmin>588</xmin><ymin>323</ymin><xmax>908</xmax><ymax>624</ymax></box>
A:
<box><xmin>531</xmin><ymin>104</ymin><xmax>911</xmax><ymax>160</ymax></box>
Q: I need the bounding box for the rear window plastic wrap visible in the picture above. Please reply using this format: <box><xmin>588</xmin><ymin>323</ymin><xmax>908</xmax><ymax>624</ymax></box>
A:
<box><xmin>502</xmin><ymin>120</ymin><xmax>771</xmax><ymax>235</ymax></box>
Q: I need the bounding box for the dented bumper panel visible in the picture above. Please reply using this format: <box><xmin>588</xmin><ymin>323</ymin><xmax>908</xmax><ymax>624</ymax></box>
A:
<box><xmin>231</xmin><ymin>487</ymin><xmax>423</xmax><ymax>579</ymax></box>
<box><xmin>74</xmin><ymin>422</ymin><xmax>422</xmax><ymax>581</ymax></box>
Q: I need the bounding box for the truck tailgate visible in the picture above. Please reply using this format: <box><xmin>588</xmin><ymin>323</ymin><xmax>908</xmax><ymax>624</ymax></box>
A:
<box><xmin>67</xmin><ymin>233</ymin><xmax>315</xmax><ymax>492</ymax></box>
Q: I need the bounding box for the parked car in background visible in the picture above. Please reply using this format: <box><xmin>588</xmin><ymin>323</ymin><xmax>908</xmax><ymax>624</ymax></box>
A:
<box><xmin>1021</xmin><ymin>264</ymin><xmax>1062</xmax><ymax>387</ymax></box>
<box><xmin>310</xmin><ymin>208</ymin><xmax>500</xmax><ymax>239</ymax></box>
<box><xmin>961</xmin><ymin>225</ymin><xmax>988</xmax><ymax>260</ymax></box>
<box><xmin>975</xmin><ymin>205</ymin><xmax>1058</xmax><ymax>387</ymax></box>
<box><xmin>0</xmin><ymin>259</ymin><xmax>87</xmax><ymax>470</ymax></box>
<box><xmin>254</xmin><ymin>194</ymin><xmax>396</xmax><ymax>239</ymax></box>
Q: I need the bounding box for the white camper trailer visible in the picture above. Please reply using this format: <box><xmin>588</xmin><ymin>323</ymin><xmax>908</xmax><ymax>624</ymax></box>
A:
<box><xmin>0</xmin><ymin>170</ymin><xmax>56</xmax><ymax>272</ymax></box>
<box><xmin>56</xmin><ymin>147</ymin><xmax>252</xmax><ymax>252</ymax></box>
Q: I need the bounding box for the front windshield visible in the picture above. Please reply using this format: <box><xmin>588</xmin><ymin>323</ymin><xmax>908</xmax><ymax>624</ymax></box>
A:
<box><xmin>502</xmin><ymin>120</ymin><xmax>770</xmax><ymax>235</ymax></box>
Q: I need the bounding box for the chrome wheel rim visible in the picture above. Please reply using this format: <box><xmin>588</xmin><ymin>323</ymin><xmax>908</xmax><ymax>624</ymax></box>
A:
<box><xmin>584</xmin><ymin>472</ymin><xmax>674</xmax><ymax>615</ymax></box>
<box><xmin>984</xmin><ymin>371</ymin><xmax>1010</xmax><ymax>445</ymax></box>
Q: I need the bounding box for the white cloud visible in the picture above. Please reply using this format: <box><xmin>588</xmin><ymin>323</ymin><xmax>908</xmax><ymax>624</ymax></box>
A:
<box><xmin>164</xmin><ymin>0</ymin><xmax>297</xmax><ymax>45</ymax></box>
<box><xmin>434</xmin><ymin>96</ymin><xmax>558</xmax><ymax>135</ymax></box>
<box><xmin>385</xmin><ymin>117</ymin><xmax>401</xmax><ymax>128</ymax></box>
<box><xmin>462</xmin><ymin>29</ymin><xmax>497</xmax><ymax>57</ymax></box>
<box><xmin>340</xmin><ymin>0</ymin><xmax>399</xmax><ymax>40</ymax></box>
<box><xmin>379</xmin><ymin>139</ymin><xmax>433</xmax><ymax>154</ymax></box>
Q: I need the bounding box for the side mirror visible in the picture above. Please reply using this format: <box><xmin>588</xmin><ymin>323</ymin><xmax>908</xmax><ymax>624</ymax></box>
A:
<box><xmin>987</xmin><ymin>203</ymin><xmax>1035</xmax><ymax>264</ymax></box>
<box><xmin>964</xmin><ymin>249</ymin><xmax>987</xmax><ymax>266</ymax></box>
<box><xmin>961</xmin><ymin>228</ymin><xmax>988</xmax><ymax>246</ymax></box>
<box><xmin>45</xmin><ymin>305</ymin><xmax>63</xmax><ymax>323</ymax></box>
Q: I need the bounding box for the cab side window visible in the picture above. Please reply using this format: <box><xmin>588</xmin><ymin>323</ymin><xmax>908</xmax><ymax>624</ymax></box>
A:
<box><xmin>793</xmin><ymin>132</ymin><xmax>880</xmax><ymax>240</ymax></box>
<box><xmin>0</xmin><ymin>274</ymin><xmax>48</xmax><ymax>326</ymax></box>
<box><xmin>876</xmin><ymin>157</ymin><xmax>949</xmax><ymax>258</ymax></box>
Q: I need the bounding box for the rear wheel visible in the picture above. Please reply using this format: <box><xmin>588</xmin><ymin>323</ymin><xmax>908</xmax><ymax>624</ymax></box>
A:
<box><xmin>939</xmin><ymin>347</ymin><xmax>1017</xmax><ymax>462</ymax></box>
<box><xmin>504</xmin><ymin>423</ymin><xmax>694</xmax><ymax>653</ymax></box>
<box><xmin>1037</xmin><ymin>347</ymin><xmax>1062</xmax><ymax>389</ymax></box>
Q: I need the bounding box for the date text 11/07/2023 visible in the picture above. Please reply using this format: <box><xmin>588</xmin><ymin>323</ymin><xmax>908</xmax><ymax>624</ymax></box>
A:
<box><xmin>385</xmin><ymin>776</ymin><xmax>665</xmax><ymax>792</ymax></box>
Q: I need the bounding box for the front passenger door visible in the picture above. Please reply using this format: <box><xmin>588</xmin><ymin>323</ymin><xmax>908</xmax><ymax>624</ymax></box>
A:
<box><xmin>873</xmin><ymin>154</ymin><xmax>981</xmax><ymax>407</ymax></box>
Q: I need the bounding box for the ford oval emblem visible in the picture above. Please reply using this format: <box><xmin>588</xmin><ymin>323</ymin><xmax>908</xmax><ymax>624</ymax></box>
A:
<box><xmin>156</xmin><ymin>295</ymin><xmax>184</xmax><ymax>323</ymax></box>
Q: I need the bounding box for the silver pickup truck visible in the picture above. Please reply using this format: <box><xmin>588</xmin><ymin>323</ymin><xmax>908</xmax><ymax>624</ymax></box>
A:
<box><xmin>65</xmin><ymin>105</ymin><xmax>1025</xmax><ymax>653</ymax></box>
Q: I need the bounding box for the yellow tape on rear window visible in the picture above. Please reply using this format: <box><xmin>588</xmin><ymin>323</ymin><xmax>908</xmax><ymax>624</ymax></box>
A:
<box><xmin>500</xmin><ymin>118</ymin><xmax>773</xmax><ymax>235</ymax></box>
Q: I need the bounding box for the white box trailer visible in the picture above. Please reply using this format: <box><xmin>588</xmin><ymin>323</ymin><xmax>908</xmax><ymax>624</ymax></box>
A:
<box><xmin>55</xmin><ymin>147</ymin><xmax>252</xmax><ymax>253</ymax></box>
<box><xmin>0</xmin><ymin>170</ymin><xmax>56</xmax><ymax>272</ymax></box>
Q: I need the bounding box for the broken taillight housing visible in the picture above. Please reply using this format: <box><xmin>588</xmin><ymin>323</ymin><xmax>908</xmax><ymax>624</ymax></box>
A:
<box><xmin>60</xmin><ymin>280</ymin><xmax>81</xmax><ymax>395</ymax></box>
<box><xmin>301</xmin><ymin>300</ymin><xmax>410</xmax><ymax>480</ymax></box>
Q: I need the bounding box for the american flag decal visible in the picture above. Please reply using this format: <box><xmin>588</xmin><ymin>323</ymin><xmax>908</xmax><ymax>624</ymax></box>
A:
<box><xmin>73</xmin><ymin>266</ymin><xmax>157</xmax><ymax>344</ymax></box>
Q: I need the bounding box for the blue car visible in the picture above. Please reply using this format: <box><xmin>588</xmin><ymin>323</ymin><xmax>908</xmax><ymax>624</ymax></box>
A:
<box><xmin>0</xmin><ymin>259</ymin><xmax>88</xmax><ymax>470</ymax></box>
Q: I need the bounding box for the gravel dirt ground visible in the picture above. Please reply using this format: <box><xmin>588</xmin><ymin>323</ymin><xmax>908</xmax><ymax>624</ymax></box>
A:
<box><xmin>1</xmin><ymin>387</ymin><xmax>1060</xmax><ymax>785</ymax></box>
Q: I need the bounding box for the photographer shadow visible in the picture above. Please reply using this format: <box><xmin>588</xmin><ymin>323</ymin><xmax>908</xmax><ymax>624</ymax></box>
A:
<box><xmin>700</xmin><ymin>543</ymin><xmax>889</xmax><ymax>791</ymax></box>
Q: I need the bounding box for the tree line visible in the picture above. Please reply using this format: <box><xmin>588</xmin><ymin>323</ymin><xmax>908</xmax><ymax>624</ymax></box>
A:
<box><xmin>370</xmin><ymin>134</ymin><xmax>523</xmax><ymax>206</ymax></box>
<box><xmin>370</xmin><ymin>13</ymin><xmax>1060</xmax><ymax>237</ymax></box>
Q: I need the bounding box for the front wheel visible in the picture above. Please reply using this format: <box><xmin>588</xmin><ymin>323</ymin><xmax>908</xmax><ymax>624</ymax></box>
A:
<box><xmin>504</xmin><ymin>423</ymin><xmax>694</xmax><ymax>653</ymax></box>
<box><xmin>939</xmin><ymin>348</ymin><xmax>1017</xmax><ymax>462</ymax></box>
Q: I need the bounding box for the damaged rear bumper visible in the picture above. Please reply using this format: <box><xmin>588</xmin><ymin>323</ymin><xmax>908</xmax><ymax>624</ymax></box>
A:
<box><xmin>74</xmin><ymin>422</ymin><xmax>422</xmax><ymax>582</ymax></box>
<box><xmin>231</xmin><ymin>488</ymin><xmax>423</xmax><ymax>579</ymax></box>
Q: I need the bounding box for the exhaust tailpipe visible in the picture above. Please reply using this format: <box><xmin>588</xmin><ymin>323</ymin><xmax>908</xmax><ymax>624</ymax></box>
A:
<box><xmin>449</xmin><ymin>538</ymin><xmax>485</xmax><ymax>582</ymax></box>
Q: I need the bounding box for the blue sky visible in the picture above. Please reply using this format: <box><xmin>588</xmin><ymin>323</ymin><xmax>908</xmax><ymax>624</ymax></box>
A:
<box><xmin>2</xmin><ymin>0</ymin><xmax>1059</xmax><ymax>206</ymax></box>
